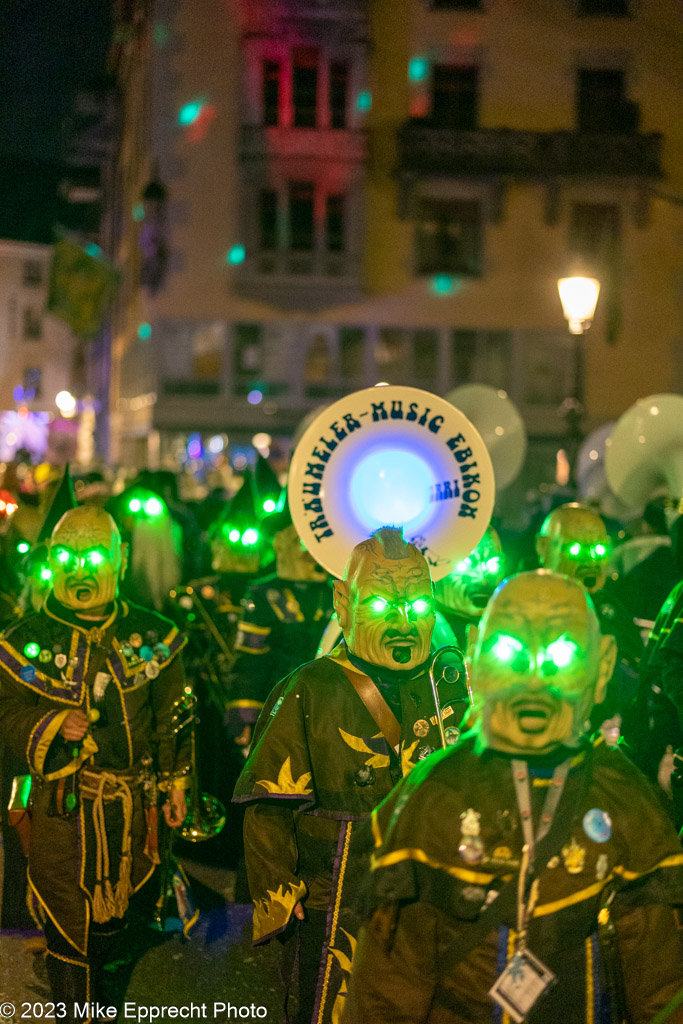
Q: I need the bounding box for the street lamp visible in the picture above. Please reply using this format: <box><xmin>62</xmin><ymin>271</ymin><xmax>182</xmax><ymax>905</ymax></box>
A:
<box><xmin>557</xmin><ymin>275</ymin><xmax>601</xmax><ymax>336</ymax></box>
<box><xmin>557</xmin><ymin>274</ymin><xmax>601</xmax><ymax>490</ymax></box>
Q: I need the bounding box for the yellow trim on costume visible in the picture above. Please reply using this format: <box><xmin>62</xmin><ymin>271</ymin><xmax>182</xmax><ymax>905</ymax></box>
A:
<box><xmin>371</xmin><ymin>807</ymin><xmax>382</xmax><ymax>849</ymax></box>
<box><xmin>183</xmin><ymin>906</ymin><xmax>200</xmax><ymax>938</ymax></box>
<box><xmin>253</xmin><ymin>880</ymin><xmax>308</xmax><ymax>944</ymax></box>
<box><xmin>45</xmin><ymin>600</ymin><xmax>119</xmax><ymax>637</ymax></box>
<box><xmin>168</xmin><ymin>775</ymin><xmax>192</xmax><ymax>791</ymax></box>
<box><xmin>67</xmin><ymin>630</ymin><xmax>80</xmax><ymax>682</ymax></box>
<box><xmin>27</xmin><ymin>710</ymin><xmax>69</xmax><ymax>772</ymax></box>
<box><xmin>225</xmin><ymin>699</ymin><xmax>265</xmax><ymax>710</ymax></box>
<box><xmin>533</xmin><ymin>880</ymin><xmax>607</xmax><ymax>917</ymax></box>
<box><xmin>585</xmin><ymin>936</ymin><xmax>594</xmax><ymax>1024</ymax></box>
<box><xmin>316</xmin><ymin>822</ymin><xmax>353</xmax><ymax>1024</ymax></box>
<box><xmin>371</xmin><ymin>847</ymin><xmax>502</xmax><ymax>886</ymax></box>
<box><xmin>43</xmin><ymin>734</ymin><xmax>99</xmax><ymax>782</ymax></box>
<box><xmin>45</xmin><ymin>950</ymin><xmax>91</xmax><ymax>1008</ymax></box>
<box><xmin>0</xmin><ymin>640</ymin><xmax>84</xmax><ymax>703</ymax></box>
<box><xmin>237</xmin><ymin>621</ymin><xmax>271</xmax><ymax>635</ymax></box>
<box><xmin>612</xmin><ymin>853</ymin><xmax>683</xmax><ymax>881</ymax></box>
<box><xmin>28</xmin><ymin>868</ymin><xmax>88</xmax><ymax>956</ymax></box>
<box><xmin>111</xmin><ymin>668</ymin><xmax>134</xmax><ymax>765</ymax></box>
<box><xmin>235</xmin><ymin>643</ymin><xmax>270</xmax><ymax>655</ymax></box>
<box><xmin>501</xmin><ymin>928</ymin><xmax>515</xmax><ymax>1024</ymax></box>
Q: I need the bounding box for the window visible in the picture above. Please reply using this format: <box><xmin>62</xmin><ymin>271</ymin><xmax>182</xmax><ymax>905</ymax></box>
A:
<box><xmin>578</xmin><ymin>0</ymin><xmax>628</xmax><ymax>14</ymax></box>
<box><xmin>569</xmin><ymin>203</ymin><xmax>621</xmax><ymax>269</ymax></box>
<box><xmin>234</xmin><ymin>323</ymin><xmax>263</xmax><ymax>377</ymax></box>
<box><xmin>259</xmin><ymin>190</ymin><xmax>278</xmax><ymax>250</ymax></box>
<box><xmin>293</xmin><ymin>48</ymin><xmax>319</xmax><ymax>128</ymax></box>
<box><xmin>374</xmin><ymin>329</ymin><xmax>413</xmax><ymax>385</ymax></box>
<box><xmin>289</xmin><ymin>182</ymin><xmax>315</xmax><ymax>251</ymax></box>
<box><xmin>325</xmin><ymin>195</ymin><xmax>345</xmax><ymax>253</ymax></box>
<box><xmin>339</xmin><ymin>327</ymin><xmax>364</xmax><ymax>380</ymax></box>
<box><xmin>416</xmin><ymin>199</ymin><xmax>481</xmax><ymax>275</ymax></box>
<box><xmin>431</xmin><ymin>66</ymin><xmax>478</xmax><ymax>129</ymax></box>
<box><xmin>192</xmin><ymin>323</ymin><xmax>224</xmax><ymax>380</ymax></box>
<box><xmin>523</xmin><ymin>335</ymin><xmax>573</xmax><ymax>406</ymax></box>
<box><xmin>413</xmin><ymin>330</ymin><xmax>438</xmax><ymax>385</ymax></box>
<box><xmin>577</xmin><ymin>69</ymin><xmax>637</xmax><ymax>132</ymax></box>
<box><xmin>329</xmin><ymin>61</ymin><xmax>349</xmax><ymax>129</ymax></box>
<box><xmin>23</xmin><ymin>307</ymin><xmax>42</xmax><ymax>340</ymax></box>
<box><xmin>23</xmin><ymin>367</ymin><xmax>42</xmax><ymax>400</ymax></box>
<box><xmin>263</xmin><ymin>61</ymin><xmax>281</xmax><ymax>126</ymax></box>
<box><xmin>451</xmin><ymin>330</ymin><xmax>511</xmax><ymax>388</ymax></box>
<box><xmin>23</xmin><ymin>260</ymin><xmax>43</xmax><ymax>287</ymax></box>
<box><xmin>305</xmin><ymin>335</ymin><xmax>331</xmax><ymax>386</ymax></box>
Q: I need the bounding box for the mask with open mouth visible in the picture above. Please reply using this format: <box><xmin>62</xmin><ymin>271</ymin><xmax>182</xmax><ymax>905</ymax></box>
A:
<box><xmin>49</xmin><ymin>506</ymin><xmax>127</xmax><ymax>615</ymax></box>
<box><xmin>435</xmin><ymin>525</ymin><xmax>505</xmax><ymax>620</ymax></box>
<box><xmin>469</xmin><ymin>570</ymin><xmax>616</xmax><ymax>755</ymax></box>
<box><xmin>334</xmin><ymin>527</ymin><xmax>435</xmax><ymax>672</ymax></box>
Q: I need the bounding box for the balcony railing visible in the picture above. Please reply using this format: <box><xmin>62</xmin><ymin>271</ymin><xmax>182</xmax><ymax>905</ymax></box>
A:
<box><xmin>397</xmin><ymin>124</ymin><xmax>663</xmax><ymax>179</ymax></box>
<box><xmin>240</xmin><ymin>125</ymin><xmax>367</xmax><ymax>162</ymax></box>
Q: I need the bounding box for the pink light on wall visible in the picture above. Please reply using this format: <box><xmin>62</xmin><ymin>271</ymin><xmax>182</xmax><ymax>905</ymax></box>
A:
<box><xmin>185</xmin><ymin>103</ymin><xmax>218</xmax><ymax>143</ymax></box>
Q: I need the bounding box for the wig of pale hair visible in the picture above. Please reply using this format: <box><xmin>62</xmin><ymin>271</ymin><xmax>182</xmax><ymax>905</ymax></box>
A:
<box><xmin>129</xmin><ymin>514</ymin><xmax>182</xmax><ymax>610</ymax></box>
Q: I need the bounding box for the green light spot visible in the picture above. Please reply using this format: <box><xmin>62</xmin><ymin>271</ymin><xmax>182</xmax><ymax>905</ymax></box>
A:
<box><xmin>455</xmin><ymin>559</ymin><xmax>471</xmax><ymax>574</ymax></box>
<box><xmin>65</xmin><ymin>793</ymin><xmax>77</xmax><ymax>812</ymax></box>
<box><xmin>17</xmin><ymin>541</ymin><xmax>29</xmax><ymax>554</ymax></box>
<box><xmin>137</xmin><ymin>322</ymin><xmax>152</xmax><ymax>341</ymax></box>
<box><xmin>87</xmin><ymin>551</ymin><xmax>104</xmax><ymax>567</ymax></box>
<box><xmin>431</xmin><ymin>274</ymin><xmax>454</xmax><ymax>295</ymax></box>
<box><xmin>371</xmin><ymin>597</ymin><xmax>389</xmax><ymax>613</ymax></box>
<box><xmin>545</xmin><ymin>637</ymin><xmax>578</xmax><ymax>669</ymax></box>
<box><xmin>356</xmin><ymin>90</ymin><xmax>372</xmax><ymax>111</ymax></box>
<box><xmin>408</xmin><ymin>56</ymin><xmax>429</xmax><ymax>82</ymax></box>
<box><xmin>40</xmin><ymin>567</ymin><xmax>52</xmax><ymax>581</ymax></box>
<box><xmin>144</xmin><ymin>497</ymin><xmax>163</xmax><ymax>517</ymax></box>
<box><xmin>56</xmin><ymin>549</ymin><xmax>71</xmax><ymax>564</ymax></box>
<box><xmin>24</xmin><ymin>642</ymin><xmax>40</xmax><ymax>658</ymax></box>
<box><xmin>85</xmin><ymin>243</ymin><xmax>101</xmax><ymax>258</ymax></box>
<box><xmin>263</xmin><ymin>499</ymin><xmax>276</xmax><ymax>514</ymax></box>
<box><xmin>490</xmin><ymin>634</ymin><xmax>523</xmax><ymax>664</ymax></box>
<box><xmin>242</xmin><ymin>528</ymin><xmax>259</xmax><ymax>546</ymax></box>
<box><xmin>132</xmin><ymin>202</ymin><xmax>145</xmax><ymax>222</ymax></box>
<box><xmin>594</xmin><ymin>543</ymin><xmax>606</xmax><ymax>557</ymax></box>
<box><xmin>485</xmin><ymin>557</ymin><xmax>500</xmax><ymax>572</ymax></box>
<box><xmin>412</xmin><ymin>598</ymin><xmax>430</xmax><ymax>615</ymax></box>
<box><xmin>228</xmin><ymin>529</ymin><xmax>240</xmax><ymax>543</ymax></box>
<box><xmin>179</xmin><ymin>100</ymin><xmax>203</xmax><ymax>125</ymax></box>
<box><xmin>129</xmin><ymin>498</ymin><xmax>142</xmax><ymax>513</ymax></box>
<box><xmin>226</xmin><ymin>245</ymin><xmax>246</xmax><ymax>265</ymax></box>
<box><xmin>569</xmin><ymin>542</ymin><xmax>581</xmax><ymax>557</ymax></box>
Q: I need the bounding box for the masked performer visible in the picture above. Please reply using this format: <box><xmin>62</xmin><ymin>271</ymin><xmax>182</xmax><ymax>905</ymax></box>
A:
<box><xmin>536</xmin><ymin>503</ymin><xmax>643</xmax><ymax>730</ymax></box>
<box><xmin>432</xmin><ymin>525</ymin><xmax>505</xmax><ymax>649</ymax></box>
<box><xmin>344</xmin><ymin>570</ymin><xmax>683</xmax><ymax>1024</ymax></box>
<box><xmin>226</xmin><ymin>506</ymin><xmax>333</xmax><ymax>747</ymax></box>
<box><xmin>0</xmin><ymin>506</ymin><xmax>189</xmax><ymax>1020</ymax></box>
<box><xmin>234</xmin><ymin>527</ymin><xmax>465</xmax><ymax>1024</ymax></box>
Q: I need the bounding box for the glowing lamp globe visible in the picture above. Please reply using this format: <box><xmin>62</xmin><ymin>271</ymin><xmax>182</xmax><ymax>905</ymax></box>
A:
<box><xmin>557</xmin><ymin>276</ymin><xmax>600</xmax><ymax>335</ymax></box>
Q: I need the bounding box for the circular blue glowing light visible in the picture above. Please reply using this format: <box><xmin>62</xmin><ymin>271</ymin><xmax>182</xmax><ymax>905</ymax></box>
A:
<box><xmin>179</xmin><ymin>100</ymin><xmax>203</xmax><ymax>125</ymax></box>
<box><xmin>226</xmin><ymin>245</ymin><xmax>246</xmax><ymax>265</ymax></box>
<box><xmin>350</xmin><ymin>449</ymin><xmax>432</xmax><ymax>532</ymax></box>
<box><xmin>356</xmin><ymin>91</ymin><xmax>372</xmax><ymax>112</ymax></box>
<box><xmin>137</xmin><ymin>322</ymin><xmax>152</xmax><ymax>340</ymax></box>
<box><xmin>247</xmin><ymin>390</ymin><xmax>263</xmax><ymax>405</ymax></box>
<box><xmin>408</xmin><ymin>56</ymin><xmax>429</xmax><ymax>82</ymax></box>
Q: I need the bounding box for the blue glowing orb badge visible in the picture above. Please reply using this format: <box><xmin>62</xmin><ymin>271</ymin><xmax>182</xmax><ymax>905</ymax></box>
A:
<box><xmin>582</xmin><ymin>808</ymin><xmax>612</xmax><ymax>844</ymax></box>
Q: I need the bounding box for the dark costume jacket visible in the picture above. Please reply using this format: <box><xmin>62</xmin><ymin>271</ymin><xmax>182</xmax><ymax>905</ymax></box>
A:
<box><xmin>234</xmin><ymin>644</ymin><xmax>461</xmax><ymax>1024</ymax></box>
<box><xmin>0</xmin><ymin>594</ymin><xmax>188</xmax><ymax>956</ymax></box>
<box><xmin>343</xmin><ymin>734</ymin><xmax>683</xmax><ymax>1024</ymax></box>
<box><xmin>227</xmin><ymin>574</ymin><xmax>333</xmax><ymax>728</ymax></box>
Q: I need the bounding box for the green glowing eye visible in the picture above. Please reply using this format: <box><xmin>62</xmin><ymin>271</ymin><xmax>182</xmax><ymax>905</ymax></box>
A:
<box><xmin>242</xmin><ymin>528</ymin><xmax>259</xmax><ymax>546</ymax></box>
<box><xmin>569</xmin><ymin>543</ymin><xmax>581</xmax><ymax>557</ymax></box>
<box><xmin>128</xmin><ymin>498</ymin><xmax>142</xmax><ymax>513</ymax></box>
<box><xmin>55</xmin><ymin>548</ymin><xmax>71</xmax><ymax>565</ymax></box>
<box><xmin>594</xmin><ymin>543</ymin><xmax>606</xmax><ymax>557</ymax></box>
<box><xmin>86</xmin><ymin>551</ymin><xmax>104</xmax><ymax>567</ymax></box>
<box><xmin>455</xmin><ymin>560</ymin><xmax>470</xmax><ymax>574</ymax></box>
<box><xmin>372</xmin><ymin>597</ymin><xmax>389</xmax><ymax>613</ymax></box>
<box><xmin>40</xmin><ymin>567</ymin><xmax>52</xmax><ymax>581</ymax></box>
<box><xmin>228</xmin><ymin>528</ymin><xmax>240</xmax><ymax>543</ymax></box>
<box><xmin>24</xmin><ymin>642</ymin><xmax>40</xmax><ymax>658</ymax></box>
<box><xmin>545</xmin><ymin>637</ymin><xmax>579</xmax><ymax>668</ymax></box>
<box><xmin>485</xmin><ymin>557</ymin><xmax>500</xmax><ymax>572</ymax></box>
<box><xmin>144</xmin><ymin>497</ymin><xmax>163</xmax><ymax>516</ymax></box>
<box><xmin>263</xmin><ymin>499</ymin><xmax>276</xmax><ymax>514</ymax></box>
<box><xmin>17</xmin><ymin>542</ymin><xmax>30</xmax><ymax>554</ymax></box>
<box><xmin>490</xmin><ymin>634</ymin><xmax>523</xmax><ymax>664</ymax></box>
<box><xmin>412</xmin><ymin>598</ymin><xmax>430</xmax><ymax>614</ymax></box>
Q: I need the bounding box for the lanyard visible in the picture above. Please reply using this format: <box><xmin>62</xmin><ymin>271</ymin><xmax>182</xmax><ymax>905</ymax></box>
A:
<box><xmin>510</xmin><ymin>758</ymin><xmax>571</xmax><ymax>950</ymax></box>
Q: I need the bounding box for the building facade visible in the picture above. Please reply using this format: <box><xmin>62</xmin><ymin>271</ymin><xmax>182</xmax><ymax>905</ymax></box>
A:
<box><xmin>111</xmin><ymin>0</ymin><xmax>682</xmax><ymax>489</ymax></box>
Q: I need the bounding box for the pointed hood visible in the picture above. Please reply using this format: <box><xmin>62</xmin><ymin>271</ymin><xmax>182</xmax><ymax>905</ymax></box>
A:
<box><xmin>210</xmin><ymin>471</ymin><xmax>259</xmax><ymax>538</ymax></box>
<box><xmin>38</xmin><ymin>464</ymin><xmax>77</xmax><ymax>542</ymax></box>
<box><xmin>253</xmin><ymin>453</ymin><xmax>283</xmax><ymax>518</ymax></box>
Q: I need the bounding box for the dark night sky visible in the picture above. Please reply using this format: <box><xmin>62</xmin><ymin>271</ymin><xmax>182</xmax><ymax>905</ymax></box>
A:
<box><xmin>0</xmin><ymin>0</ymin><xmax>112</xmax><ymax>160</ymax></box>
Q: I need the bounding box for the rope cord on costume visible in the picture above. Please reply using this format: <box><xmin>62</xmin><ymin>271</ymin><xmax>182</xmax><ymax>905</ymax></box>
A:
<box><xmin>80</xmin><ymin>769</ymin><xmax>134</xmax><ymax>922</ymax></box>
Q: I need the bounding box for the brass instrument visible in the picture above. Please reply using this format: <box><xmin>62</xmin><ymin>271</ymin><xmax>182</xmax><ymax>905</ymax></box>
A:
<box><xmin>170</xmin><ymin>691</ymin><xmax>226</xmax><ymax>842</ymax></box>
<box><xmin>428</xmin><ymin>645</ymin><xmax>472</xmax><ymax>749</ymax></box>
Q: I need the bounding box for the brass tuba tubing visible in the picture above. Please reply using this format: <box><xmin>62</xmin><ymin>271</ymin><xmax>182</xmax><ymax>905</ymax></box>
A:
<box><xmin>168</xmin><ymin>690</ymin><xmax>227</xmax><ymax>842</ymax></box>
